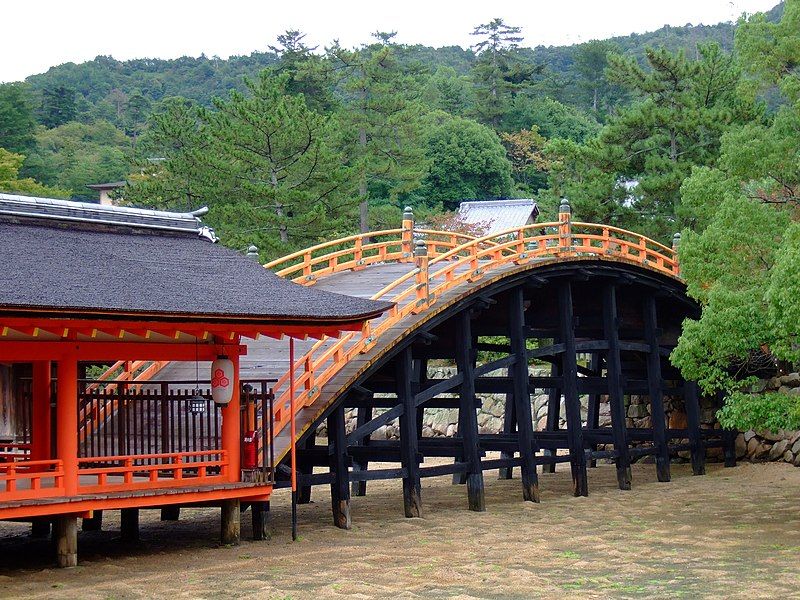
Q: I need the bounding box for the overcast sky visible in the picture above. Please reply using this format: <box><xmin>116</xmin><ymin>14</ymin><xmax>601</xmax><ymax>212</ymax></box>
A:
<box><xmin>1</xmin><ymin>0</ymin><xmax>780</xmax><ymax>83</ymax></box>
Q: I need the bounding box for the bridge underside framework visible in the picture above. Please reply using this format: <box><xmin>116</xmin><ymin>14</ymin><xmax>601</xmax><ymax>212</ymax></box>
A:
<box><xmin>277</xmin><ymin>262</ymin><xmax>735</xmax><ymax>526</ymax></box>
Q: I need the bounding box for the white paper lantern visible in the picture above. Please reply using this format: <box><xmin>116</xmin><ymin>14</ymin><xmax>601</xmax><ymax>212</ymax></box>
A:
<box><xmin>211</xmin><ymin>356</ymin><xmax>234</xmax><ymax>405</ymax></box>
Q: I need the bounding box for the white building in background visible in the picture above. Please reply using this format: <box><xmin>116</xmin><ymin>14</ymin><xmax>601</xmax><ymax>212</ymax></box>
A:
<box><xmin>457</xmin><ymin>198</ymin><xmax>540</xmax><ymax>236</ymax></box>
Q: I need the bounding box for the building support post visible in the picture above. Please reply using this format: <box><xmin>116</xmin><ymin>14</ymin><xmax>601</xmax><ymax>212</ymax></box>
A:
<box><xmin>252</xmin><ymin>501</ymin><xmax>270</xmax><ymax>540</ymax></box>
<box><xmin>328</xmin><ymin>404</ymin><xmax>351</xmax><ymax>528</ymax></box>
<box><xmin>559</xmin><ymin>281</ymin><xmax>588</xmax><ymax>497</ymax></box>
<box><xmin>220</xmin><ymin>499</ymin><xmax>240</xmax><ymax>545</ymax></box>
<box><xmin>684</xmin><ymin>381</ymin><xmax>706</xmax><ymax>475</ymax></box>
<box><xmin>456</xmin><ymin>311</ymin><xmax>485</xmax><ymax>511</ymax></box>
<box><xmin>120</xmin><ymin>508</ymin><xmax>139</xmax><ymax>542</ymax></box>
<box><xmin>498</xmin><ymin>388</ymin><xmax>516</xmax><ymax>479</ymax></box>
<box><xmin>603</xmin><ymin>284</ymin><xmax>632</xmax><ymax>490</ymax></box>
<box><xmin>221</xmin><ymin>352</ymin><xmax>241</xmax><ymax>482</ymax></box>
<box><xmin>56</xmin><ymin>353</ymin><xmax>78</xmax><ymax>497</ymax></box>
<box><xmin>82</xmin><ymin>511</ymin><xmax>103</xmax><ymax>531</ymax></box>
<box><xmin>31</xmin><ymin>361</ymin><xmax>52</xmax><ymax>464</ymax></box>
<box><xmin>586</xmin><ymin>353</ymin><xmax>601</xmax><ymax>468</ymax></box>
<box><xmin>161</xmin><ymin>506</ymin><xmax>180</xmax><ymax>521</ymax></box>
<box><xmin>510</xmin><ymin>288</ymin><xmax>540</xmax><ymax>502</ymax></box>
<box><xmin>31</xmin><ymin>518</ymin><xmax>50</xmax><ymax>538</ymax></box>
<box><xmin>397</xmin><ymin>347</ymin><xmax>422</xmax><ymax>517</ymax></box>
<box><xmin>643</xmin><ymin>295</ymin><xmax>670</xmax><ymax>482</ymax></box>
<box><xmin>54</xmin><ymin>516</ymin><xmax>77</xmax><ymax>568</ymax></box>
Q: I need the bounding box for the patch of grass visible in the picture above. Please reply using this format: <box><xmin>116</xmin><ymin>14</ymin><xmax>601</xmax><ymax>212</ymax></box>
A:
<box><xmin>557</xmin><ymin>550</ymin><xmax>581</xmax><ymax>559</ymax></box>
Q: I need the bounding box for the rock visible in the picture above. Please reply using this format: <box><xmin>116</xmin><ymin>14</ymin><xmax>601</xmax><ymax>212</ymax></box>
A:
<box><xmin>769</xmin><ymin>439</ymin><xmax>790</xmax><ymax>461</ymax></box>
<box><xmin>445</xmin><ymin>423</ymin><xmax>457</xmax><ymax>437</ymax></box>
<box><xmin>754</xmin><ymin>442</ymin><xmax>771</xmax><ymax>459</ymax></box>
<box><xmin>669</xmin><ymin>410</ymin><xmax>688</xmax><ymax>430</ymax></box>
<box><xmin>746</xmin><ymin>437</ymin><xmax>760</xmax><ymax>457</ymax></box>
<box><xmin>792</xmin><ymin>439</ymin><xmax>800</xmax><ymax>455</ymax></box>
<box><xmin>743</xmin><ymin>430</ymin><xmax>757</xmax><ymax>442</ymax></box>
<box><xmin>783</xmin><ymin>450</ymin><xmax>795</xmax><ymax>463</ymax></box>
<box><xmin>767</xmin><ymin>377</ymin><xmax>782</xmax><ymax>390</ymax></box>
<box><xmin>794</xmin><ymin>453</ymin><xmax>800</xmax><ymax>467</ymax></box>
<box><xmin>779</xmin><ymin>372</ymin><xmax>800</xmax><ymax>387</ymax></box>
<box><xmin>778</xmin><ymin>386</ymin><xmax>792</xmax><ymax>395</ymax></box>
<box><xmin>536</xmin><ymin>416</ymin><xmax>548</xmax><ymax>431</ymax></box>
<box><xmin>735</xmin><ymin>433</ymin><xmax>747</xmax><ymax>458</ymax></box>
<box><xmin>628</xmin><ymin>404</ymin><xmax>648</xmax><ymax>419</ymax></box>
<box><xmin>749</xmin><ymin>379</ymin><xmax>769</xmax><ymax>394</ymax></box>
<box><xmin>759</xmin><ymin>429</ymin><xmax>785</xmax><ymax>442</ymax></box>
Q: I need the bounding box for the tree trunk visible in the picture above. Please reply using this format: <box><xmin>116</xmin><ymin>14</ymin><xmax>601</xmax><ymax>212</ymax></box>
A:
<box><xmin>272</xmin><ymin>169</ymin><xmax>289</xmax><ymax>244</ymax></box>
<box><xmin>593</xmin><ymin>87</ymin><xmax>598</xmax><ymax>112</ymax></box>
<box><xmin>359</xmin><ymin>127</ymin><xmax>369</xmax><ymax>234</ymax></box>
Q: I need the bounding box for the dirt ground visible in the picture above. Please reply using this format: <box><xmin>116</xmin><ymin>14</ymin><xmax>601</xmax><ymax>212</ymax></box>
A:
<box><xmin>1</xmin><ymin>460</ymin><xmax>799</xmax><ymax>599</ymax></box>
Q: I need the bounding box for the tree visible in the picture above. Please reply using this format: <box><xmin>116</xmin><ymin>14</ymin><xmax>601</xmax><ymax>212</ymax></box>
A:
<box><xmin>573</xmin><ymin>40</ymin><xmax>621</xmax><ymax>113</ymax></box>
<box><xmin>328</xmin><ymin>35</ymin><xmax>429</xmax><ymax>232</ymax></box>
<box><xmin>39</xmin><ymin>86</ymin><xmax>77</xmax><ymax>128</ymax></box>
<box><xmin>422</xmin><ymin>116</ymin><xmax>513</xmax><ymax>209</ymax></box>
<box><xmin>268</xmin><ymin>30</ymin><xmax>334</xmax><ymax>112</ymax></box>
<box><xmin>0</xmin><ymin>148</ymin><xmax>69</xmax><ymax>197</ymax></box>
<box><xmin>671</xmin><ymin>1</ymin><xmax>800</xmax><ymax>432</ymax></box>
<box><xmin>0</xmin><ymin>83</ymin><xmax>37</xmax><ymax>154</ymax></box>
<box><xmin>469</xmin><ymin>18</ymin><xmax>529</xmax><ymax>128</ymax></box>
<box><xmin>500</xmin><ymin>128</ymin><xmax>549</xmax><ymax>192</ymax></box>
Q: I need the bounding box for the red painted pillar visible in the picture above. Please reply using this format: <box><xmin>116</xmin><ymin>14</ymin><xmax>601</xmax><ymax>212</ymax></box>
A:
<box><xmin>31</xmin><ymin>361</ymin><xmax>52</xmax><ymax>463</ymax></box>
<box><xmin>56</xmin><ymin>353</ymin><xmax>79</xmax><ymax>496</ymax></box>
<box><xmin>221</xmin><ymin>353</ymin><xmax>241</xmax><ymax>482</ymax></box>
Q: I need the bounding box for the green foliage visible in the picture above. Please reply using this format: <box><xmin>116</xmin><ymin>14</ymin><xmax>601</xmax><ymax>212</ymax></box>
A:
<box><xmin>422</xmin><ymin>117</ymin><xmax>513</xmax><ymax>209</ymax></box>
<box><xmin>39</xmin><ymin>86</ymin><xmax>78</xmax><ymax>128</ymax></box>
<box><xmin>23</xmin><ymin>120</ymin><xmax>130</xmax><ymax>198</ymax></box>
<box><xmin>0</xmin><ymin>148</ymin><xmax>69</xmax><ymax>197</ymax></box>
<box><xmin>718</xmin><ymin>391</ymin><xmax>800</xmax><ymax>432</ymax></box>
<box><xmin>0</xmin><ymin>83</ymin><xmax>37</xmax><ymax>154</ymax></box>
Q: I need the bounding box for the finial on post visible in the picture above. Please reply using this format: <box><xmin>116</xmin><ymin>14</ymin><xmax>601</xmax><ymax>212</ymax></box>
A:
<box><xmin>672</xmin><ymin>232</ymin><xmax>681</xmax><ymax>250</ymax></box>
<box><xmin>414</xmin><ymin>238</ymin><xmax>427</xmax><ymax>257</ymax></box>
<box><xmin>559</xmin><ymin>198</ymin><xmax>571</xmax><ymax>215</ymax></box>
<box><xmin>246</xmin><ymin>245</ymin><xmax>260</xmax><ymax>261</ymax></box>
<box><xmin>403</xmin><ymin>206</ymin><xmax>414</xmax><ymax>222</ymax></box>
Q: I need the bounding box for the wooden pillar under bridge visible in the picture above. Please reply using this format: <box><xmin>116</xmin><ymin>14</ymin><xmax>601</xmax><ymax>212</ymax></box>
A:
<box><xmin>586</xmin><ymin>353</ymin><xmax>602</xmax><ymax>468</ymax></box>
<box><xmin>120</xmin><ymin>508</ymin><xmax>139</xmax><ymax>542</ymax></box>
<box><xmin>298</xmin><ymin>433</ymin><xmax>315</xmax><ymax>503</ymax></box>
<box><xmin>603</xmin><ymin>284</ymin><xmax>632</xmax><ymax>490</ymax></box>
<box><xmin>643</xmin><ymin>295</ymin><xmax>670</xmax><ymax>482</ymax></box>
<box><xmin>543</xmin><ymin>360</ymin><xmax>561</xmax><ymax>474</ymax></box>
<box><xmin>252</xmin><ymin>501</ymin><xmax>270</xmax><ymax>541</ymax></box>
<box><xmin>328</xmin><ymin>404</ymin><xmax>351</xmax><ymax>528</ymax></box>
<box><xmin>456</xmin><ymin>310</ymin><xmax>485</xmax><ymax>512</ymax></box>
<box><xmin>397</xmin><ymin>347</ymin><xmax>422</xmax><ymax>518</ymax></box>
<box><xmin>220</xmin><ymin>499</ymin><xmax>240</xmax><ymax>545</ymax></box>
<box><xmin>351</xmin><ymin>406</ymin><xmax>372</xmax><ymax>496</ymax></box>
<box><xmin>56</xmin><ymin>353</ymin><xmax>78</xmax><ymax>497</ymax></box>
<box><xmin>558</xmin><ymin>281</ymin><xmax>588</xmax><ymax>497</ymax></box>
<box><xmin>684</xmin><ymin>381</ymin><xmax>706</xmax><ymax>476</ymax></box>
<box><xmin>498</xmin><ymin>384</ymin><xmax>517</xmax><ymax>480</ymax></box>
<box><xmin>31</xmin><ymin>361</ymin><xmax>51</xmax><ymax>463</ymax></box>
<box><xmin>510</xmin><ymin>287</ymin><xmax>540</xmax><ymax>502</ymax></box>
<box><xmin>54</xmin><ymin>516</ymin><xmax>77</xmax><ymax>568</ymax></box>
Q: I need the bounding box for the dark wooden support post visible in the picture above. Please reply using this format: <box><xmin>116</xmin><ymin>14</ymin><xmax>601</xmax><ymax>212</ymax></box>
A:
<box><xmin>543</xmin><ymin>361</ymin><xmax>560</xmax><ymax>473</ymax></box>
<box><xmin>120</xmin><ymin>508</ymin><xmax>139</xmax><ymax>542</ymax></box>
<box><xmin>298</xmin><ymin>432</ymin><xmax>315</xmax><ymax>504</ymax></box>
<box><xmin>586</xmin><ymin>353</ymin><xmax>601</xmax><ymax>468</ymax></box>
<box><xmin>643</xmin><ymin>294</ymin><xmax>670</xmax><ymax>482</ymax></box>
<box><xmin>510</xmin><ymin>287</ymin><xmax>540</xmax><ymax>502</ymax></box>
<box><xmin>54</xmin><ymin>516</ymin><xmax>77</xmax><ymax>568</ymax></box>
<box><xmin>31</xmin><ymin>518</ymin><xmax>50</xmax><ymax>538</ymax></box>
<box><xmin>456</xmin><ymin>311</ymin><xmax>486</xmax><ymax>511</ymax></box>
<box><xmin>498</xmin><ymin>388</ymin><xmax>517</xmax><ymax>479</ymax></box>
<box><xmin>397</xmin><ymin>347</ymin><xmax>422</xmax><ymax>517</ymax></box>
<box><xmin>252</xmin><ymin>501</ymin><xmax>270</xmax><ymax>540</ymax></box>
<box><xmin>221</xmin><ymin>499</ymin><xmax>240</xmax><ymax>545</ymax></box>
<box><xmin>328</xmin><ymin>404</ymin><xmax>351</xmax><ymax>528</ymax></box>
<box><xmin>351</xmin><ymin>406</ymin><xmax>372</xmax><ymax>497</ymax></box>
<box><xmin>82</xmin><ymin>510</ymin><xmax>103</xmax><ymax>531</ymax></box>
<box><xmin>723</xmin><ymin>429</ymin><xmax>738</xmax><ymax>467</ymax></box>
<box><xmin>603</xmin><ymin>284</ymin><xmax>631</xmax><ymax>490</ymax></box>
<box><xmin>558</xmin><ymin>281</ymin><xmax>588</xmax><ymax>497</ymax></box>
<box><xmin>452</xmin><ymin>405</ymin><xmax>467</xmax><ymax>485</ymax></box>
<box><xmin>684</xmin><ymin>381</ymin><xmax>706</xmax><ymax>475</ymax></box>
<box><xmin>161</xmin><ymin>506</ymin><xmax>180</xmax><ymax>521</ymax></box>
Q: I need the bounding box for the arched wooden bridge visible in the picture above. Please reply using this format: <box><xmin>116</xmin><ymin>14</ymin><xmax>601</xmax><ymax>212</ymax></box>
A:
<box><xmin>94</xmin><ymin>201</ymin><xmax>733</xmax><ymax>526</ymax></box>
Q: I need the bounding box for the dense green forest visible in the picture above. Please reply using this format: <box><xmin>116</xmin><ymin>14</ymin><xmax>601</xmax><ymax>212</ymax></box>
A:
<box><xmin>1</xmin><ymin>2</ymin><xmax>798</xmax><ymax>431</ymax></box>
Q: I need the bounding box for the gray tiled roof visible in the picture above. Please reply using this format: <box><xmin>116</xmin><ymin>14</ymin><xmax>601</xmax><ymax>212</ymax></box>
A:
<box><xmin>0</xmin><ymin>196</ymin><xmax>391</xmax><ymax>324</ymax></box>
<box><xmin>458</xmin><ymin>199</ymin><xmax>539</xmax><ymax>236</ymax></box>
<box><xmin>0</xmin><ymin>193</ymin><xmax>205</xmax><ymax>234</ymax></box>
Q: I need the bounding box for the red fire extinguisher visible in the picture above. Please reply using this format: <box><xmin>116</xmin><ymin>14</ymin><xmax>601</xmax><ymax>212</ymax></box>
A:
<box><xmin>243</xmin><ymin>430</ymin><xmax>258</xmax><ymax>469</ymax></box>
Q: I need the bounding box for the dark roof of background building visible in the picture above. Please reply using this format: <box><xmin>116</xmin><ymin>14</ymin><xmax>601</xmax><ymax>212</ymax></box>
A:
<box><xmin>0</xmin><ymin>195</ymin><xmax>390</xmax><ymax>324</ymax></box>
<box><xmin>86</xmin><ymin>181</ymin><xmax>126</xmax><ymax>191</ymax></box>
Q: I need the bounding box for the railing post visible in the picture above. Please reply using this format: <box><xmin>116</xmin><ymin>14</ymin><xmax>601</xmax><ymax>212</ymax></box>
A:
<box><xmin>672</xmin><ymin>232</ymin><xmax>681</xmax><ymax>276</ymax></box>
<box><xmin>246</xmin><ymin>245</ymin><xmax>260</xmax><ymax>262</ymax></box>
<box><xmin>558</xmin><ymin>198</ymin><xmax>572</xmax><ymax>255</ymax></box>
<box><xmin>413</xmin><ymin>239</ymin><xmax>429</xmax><ymax>313</ymax></box>
<box><xmin>401</xmin><ymin>206</ymin><xmax>414</xmax><ymax>263</ymax></box>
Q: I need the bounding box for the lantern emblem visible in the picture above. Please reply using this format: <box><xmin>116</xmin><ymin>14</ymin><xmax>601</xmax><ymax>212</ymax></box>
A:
<box><xmin>211</xmin><ymin>356</ymin><xmax>234</xmax><ymax>405</ymax></box>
